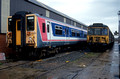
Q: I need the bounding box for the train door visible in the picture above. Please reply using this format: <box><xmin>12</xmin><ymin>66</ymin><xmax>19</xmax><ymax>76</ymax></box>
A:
<box><xmin>16</xmin><ymin>20</ymin><xmax>21</xmax><ymax>45</ymax></box>
<box><xmin>65</xmin><ymin>27</ymin><xmax>69</xmax><ymax>43</ymax></box>
<box><xmin>46</xmin><ymin>21</ymin><xmax>51</xmax><ymax>45</ymax></box>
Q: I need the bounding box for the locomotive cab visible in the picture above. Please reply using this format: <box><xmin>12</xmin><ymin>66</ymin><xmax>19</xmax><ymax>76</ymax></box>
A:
<box><xmin>87</xmin><ymin>23</ymin><xmax>110</xmax><ymax>45</ymax></box>
<box><xmin>26</xmin><ymin>14</ymin><xmax>37</xmax><ymax>48</ymax></box>
<box><xmin>87</xmin><ymin>27</ymin><xmax>109</xmax><ymax>44</ymax></box>
<box><xmin>7</xmin><ymin>12</ymin><xmax>37</xmax><ymax>49</ymax></box>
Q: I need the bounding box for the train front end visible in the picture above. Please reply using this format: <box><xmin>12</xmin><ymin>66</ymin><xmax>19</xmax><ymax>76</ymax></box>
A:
<box><xmin>7</xmin><ymin>12</ymin><xmax>38</xmax><ymax>51</ymax></box>
<box><xmin>87</xmin><ymin>24</ymin><xmax>109</xmax><ymax>46</ymax></box>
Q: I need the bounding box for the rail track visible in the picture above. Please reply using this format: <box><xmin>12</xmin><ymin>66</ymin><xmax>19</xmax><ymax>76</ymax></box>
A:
<box><xmin>0</xmin><ymin>49</ymin><xmax>104</xmax><ymax>79</ymax></box>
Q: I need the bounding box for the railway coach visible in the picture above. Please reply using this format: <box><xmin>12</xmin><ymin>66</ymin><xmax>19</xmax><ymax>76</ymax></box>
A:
<box><xmin>87</xmin><ymin>23</ymin><xmax>114</xmax><ymax>50</ymax></box>
<box><xmin>7</xmin><ymin>11</ymin><xmax>87</xmax><ymax>58</ymax></box>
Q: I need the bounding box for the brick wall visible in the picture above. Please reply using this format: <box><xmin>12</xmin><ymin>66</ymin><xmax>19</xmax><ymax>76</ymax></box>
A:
<box><xmin>0</xmin><ymin>34</ymin><xmax>14</xmax><ymax>57</ymax></box>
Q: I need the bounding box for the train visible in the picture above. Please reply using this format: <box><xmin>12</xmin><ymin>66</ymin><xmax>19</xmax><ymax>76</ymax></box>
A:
<box><xmin>7</xmin><ymin>11</ymin><xmax>87</xmax><ymax>58</ymax></box>
<box><xmin>87</xmin><ymin>23</ymin><xmax>114</xmax><ymax>50</ymax></box>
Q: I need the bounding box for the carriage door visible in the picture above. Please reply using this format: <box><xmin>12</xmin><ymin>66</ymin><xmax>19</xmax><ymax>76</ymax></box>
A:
<box><xmin>65</xmin><ymin>27</ymin><xmax>69</xmax><ymax>43</ymax></box>
<box><xmin>47</xmin><ymin>21</ymin><xmax>51</xmax><ymax>45</ymax></box>
<box><xmin>16</xmin><ymin>20</ymin><xmax>21</xmax><ymax>45</ymax></box>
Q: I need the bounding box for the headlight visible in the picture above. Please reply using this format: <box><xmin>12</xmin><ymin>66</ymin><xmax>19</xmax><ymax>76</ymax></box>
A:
<box><xmin>29</xmin><ymin>37</ymin><xmax>32</xmax><ymax>40</ymax></box>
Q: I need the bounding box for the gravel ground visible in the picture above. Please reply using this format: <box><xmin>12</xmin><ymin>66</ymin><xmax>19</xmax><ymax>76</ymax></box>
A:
<box><xmin>21</xmin><ymin>51</ymin><xmax>85</xmax><ymax>70</ymax></box>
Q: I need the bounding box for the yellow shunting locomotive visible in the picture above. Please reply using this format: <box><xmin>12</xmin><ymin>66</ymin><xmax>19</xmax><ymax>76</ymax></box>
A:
<box><xmin>87</xmin><ymin>23</ymin><xmax>114</xmax><ymax>48</ymax></box>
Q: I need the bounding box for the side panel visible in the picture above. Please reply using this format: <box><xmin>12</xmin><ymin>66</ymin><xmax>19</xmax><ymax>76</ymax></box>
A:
<box><xmin>37</xmin><ymin>17</ymin><xmax>47</xmax><ymax>41</ymax></box>
<box><xmin>37</xmin><ymin>16</ymin><xmax>87</xmax><ymax>48</ymax></box>
<box><xmin>48</xmin><ymin>21</ymin><xmax>87</xmax><ymax>42</ymax></box>
<box><xmin>37</xmin><ymin>19</ymin><xmax>43</xmax><ymax>48</ymax></box>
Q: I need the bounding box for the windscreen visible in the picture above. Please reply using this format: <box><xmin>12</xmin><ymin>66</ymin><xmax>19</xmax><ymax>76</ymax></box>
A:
<box><xmin>88</xmin><ymin>28</ymin><xmax>108</xmax><ymax>35</ymax></box>
<box><xmin>27</xmin><ymin>16</ymin><xmax>34</xmax><ymax>31</ymax></box>
<box><xmin>102</xmin><ymin>28</ymin><xmax>108</xmax><ymax>35</ymax></box>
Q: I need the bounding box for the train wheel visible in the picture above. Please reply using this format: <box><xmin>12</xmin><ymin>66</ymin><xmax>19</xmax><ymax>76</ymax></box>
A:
<box><xmin>55</xmin><ymin>48</ymin><xmax>59</xmax><ymax>54</ymax></box>
<box><xmin>37</xmin><ymin>50</ymin><xmax>43</xmax><ymax>59</ymax></box>
<box><xmin>28</xmin><ymin>49</ymin><xmax>38</xmax><ymax>59</ymax></box>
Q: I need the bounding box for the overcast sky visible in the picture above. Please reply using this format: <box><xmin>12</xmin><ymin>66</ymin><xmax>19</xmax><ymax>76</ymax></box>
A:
<box><xmin>37</xmin><ymin>0</ymin><xmax>120</xmax><ymax>33</ymax></box>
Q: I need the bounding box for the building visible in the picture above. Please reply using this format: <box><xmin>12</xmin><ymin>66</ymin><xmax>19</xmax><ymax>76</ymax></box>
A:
<box><xmin>0</xmin><ymin>0</ymin><xmax>87</xmax><ymax>34</ymax></box>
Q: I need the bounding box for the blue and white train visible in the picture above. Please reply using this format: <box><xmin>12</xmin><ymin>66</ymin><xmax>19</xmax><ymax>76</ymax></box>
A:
<box><xmin>7</xmin><ymin>11</ymin><xmax>87</xmax><ymax>57</ymax></box>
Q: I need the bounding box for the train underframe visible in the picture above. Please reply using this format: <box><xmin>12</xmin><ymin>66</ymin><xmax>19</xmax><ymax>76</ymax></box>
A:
<box><xmin>13</xmin><ymin>42</ymin><xmax>87</xmax><ymax>59</ymax></box>
<box><xmin>88</xmin><ymin>42</ymin><xmax>114</xmax><ymax>52</ymax></box>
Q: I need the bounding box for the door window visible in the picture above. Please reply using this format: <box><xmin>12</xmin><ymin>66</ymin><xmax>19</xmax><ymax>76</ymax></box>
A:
<box><xmin>17</xmin><ymin>21</ymin><xmax>21</xmax><ymax>30</ymax></box>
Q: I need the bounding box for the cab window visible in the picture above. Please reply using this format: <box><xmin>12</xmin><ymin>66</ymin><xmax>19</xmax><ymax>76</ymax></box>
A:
<box><xmin>27</xmin><ymin>16</ymin><xmax>34</xmax><ymax>31</ymax></box>
<box><xmin>102</xmin><ymin>28</ymin><xmax>108</xmax><ymax>35</ymax></box>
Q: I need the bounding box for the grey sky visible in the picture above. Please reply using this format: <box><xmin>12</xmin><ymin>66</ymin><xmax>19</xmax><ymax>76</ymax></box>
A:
<box><xmin>38</xmin><ymin>0</ymin><xmax>120</xmax><ymax>33</ymax></box>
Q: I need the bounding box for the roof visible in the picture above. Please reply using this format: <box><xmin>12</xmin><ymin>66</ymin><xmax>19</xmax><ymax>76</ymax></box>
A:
<box><xmin>35</xmin><ymin>13</ymin><xmax>87</xmax><ymax>31</ymax></box>
<box><xmin>88</xmin><ymin>23</ymin><xmax>108</xmax><ymax>27</ymax></box>
<box><xmin>26</xmin><ymin>0</ymin><xmax>87</xmax><ymax>27</ymax></box>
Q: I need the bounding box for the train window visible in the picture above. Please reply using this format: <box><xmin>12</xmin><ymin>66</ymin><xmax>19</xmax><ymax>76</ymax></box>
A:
<box><xmin>84</xmin><ymin>33</ymin><xmax>87</xmax><ymax>38</ymax></box>
<box><xmin>27</xmin><ymin>16</ymin><xmax>34</xmax><ymax>31</ymax></box>
<box><xmin>47</xmin><ymin>25</ymin><xmax>49</xmax><ymax>33</ymax></box>
<box><xmin>77</xmin><ymin>31</ymin><xmax>80</xmax><ymax>37</ymax></box>
<box><xmin>88</xmin><ymin>28</ymin><xmax>94</xmax><ymax>35</ymax></box>
<box><xmin>8</xmin><ymin>18</ymin><xmax>12</xmax><ymax>31</ymax></box>
<box><xmin>72</xmin><ymin>30</ymin><xmax>75</xmax><ymax>36</ymax></box>
<box><xmin>55</xmin><ymin>26</ymin><xmax>62</xmax><ymax>35</ymax></box>
<box><xmin>80</xmin><ymin>31</ymin><xmax>83</xmax><ymax>37</ymax></box>
<box><xmin>94</xmin><ymin>28</ymin><xmax>101</xmax><ymax>35</ymax></box>
<box><xmin>102</xmin><ymin>28</ymin><xmax>108</xmax><ymax>35</ymax></box>
<box><xmin>42</xmin><ymin>23</ymin><xmax>45</xmax><ymax>33</ymax></box>
<box><xmin>17</xmin><ymin>21</ymin><xmax>21</xmax><ymax>30</ymax></box>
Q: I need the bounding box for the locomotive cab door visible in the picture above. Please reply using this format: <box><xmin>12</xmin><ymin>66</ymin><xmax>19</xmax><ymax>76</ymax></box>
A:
<box><xmin>16</xmin><ymin>20</ymin><xmax>21</xmax><ymax>45</ymax></box>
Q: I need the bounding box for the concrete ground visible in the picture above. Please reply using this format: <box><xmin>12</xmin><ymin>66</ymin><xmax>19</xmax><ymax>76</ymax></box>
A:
<box><xmin>0</xmin><ymin>41</ymin><xmax>119</xmax><ymax>79</ymax></box>
<box><xmin>41</xmin><ymin>42</ymin><xmax>119</xmax><ymax>79</ymax></box>
<box><xmin>74</xmin><ymin>42</ymin><xmax>119</xmax><ymax>79</ymax></box>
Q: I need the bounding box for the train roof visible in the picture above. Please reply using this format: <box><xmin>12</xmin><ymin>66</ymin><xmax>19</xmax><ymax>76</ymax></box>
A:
<box><xmin>88</xmin><ymin>23</ymin><xmax>108</xmax><ymax>27</ymax></box>
<box><xmin>26</xmin><ymin>0</ymin><xmax>87</xmax><ymax>27</ymax></box>
<box><xmin>35</xmin><ymin>14</ymin><xmax>87</xmax><ymax>32</ymax></box>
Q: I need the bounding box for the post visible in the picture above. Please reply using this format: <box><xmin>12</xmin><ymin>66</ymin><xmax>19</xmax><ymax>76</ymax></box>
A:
<box><xmin>118</xmin><ymin>11</ymin><xmax>120</xmax><ymax>51</ymax></box>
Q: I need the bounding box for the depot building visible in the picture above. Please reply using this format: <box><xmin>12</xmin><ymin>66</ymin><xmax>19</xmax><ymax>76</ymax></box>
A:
<box><xmin>0</xmin><ymin>0</ymin><xmax>87</xmax><ymax>34</ymax></box>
